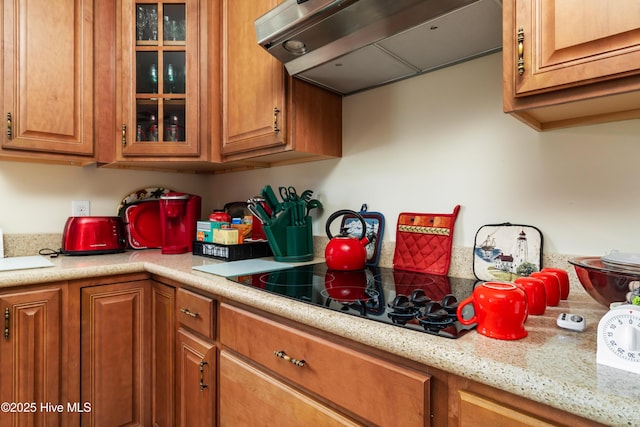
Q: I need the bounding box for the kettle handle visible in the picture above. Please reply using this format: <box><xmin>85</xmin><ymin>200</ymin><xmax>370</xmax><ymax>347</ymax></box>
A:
<box><xmin>326</xmin><ymin>210</ymin><xmax>367</xmax><ymax>240</ymax></box>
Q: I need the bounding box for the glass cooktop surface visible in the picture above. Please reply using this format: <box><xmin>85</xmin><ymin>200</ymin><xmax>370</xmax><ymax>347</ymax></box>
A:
<box><xmin>227</xmin><ymin>263</ymin><xmax>479</xmax><ymax>339</ymax></box>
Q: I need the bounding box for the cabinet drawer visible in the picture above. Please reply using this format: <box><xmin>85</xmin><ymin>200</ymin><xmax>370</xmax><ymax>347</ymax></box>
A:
<box><xmin>219</xmin><ymin>303</ymin><xmax>429</xmax><ymax>427</ymax></box>
<box><xmin>176</xmin><ymin>288</ymin><xmax>215</xmax><ymax>339</ymax></box>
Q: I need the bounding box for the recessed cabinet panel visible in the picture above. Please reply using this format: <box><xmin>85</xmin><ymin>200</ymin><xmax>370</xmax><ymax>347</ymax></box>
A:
<box><xmin>513</xmin><ymin>0</ymin><xmax>640</xmax><ymax>96</ymax></box>
<box><xmin>0</xmin><ymin>288</ymin><xmax>62</xmax><ymax>426</ymax></box>
<box><xmin>1</xmin><ymin>0</ymin><xmax>93</xmax><ymax>157</ymax></box>
<box><xmin>503</xmin><ymin>0</ymin><xmax>640</xmax><ymax>130</ymax></box>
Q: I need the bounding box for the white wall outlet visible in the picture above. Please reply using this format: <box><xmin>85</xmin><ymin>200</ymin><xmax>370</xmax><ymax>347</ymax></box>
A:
<box><xmin>72</xmin><ymin>200</ymin><xmax>90</xmax><ymax>216</ymax></box>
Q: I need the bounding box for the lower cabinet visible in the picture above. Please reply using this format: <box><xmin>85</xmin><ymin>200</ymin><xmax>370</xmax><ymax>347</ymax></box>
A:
<box><xmin>0</xmin><ymin>286</ymin><xmax>63</xmax><ymax>426</ymax></box>
<box><xmin>175</xmin><ymin>287</ymin><xmax>217</xmax><ymax>427</ymax></box>
<box><xmin>80</xmin><ymin>279</ymin><xmax>175</xmax><ymax>426</ymax></box>
<box><xmin>449</xmin><ymin>375</ymin><xmax>607</xmax><ymax>427</ymax></box>
<box><xmin>176</xmin><ymin>328</ymin><xmax>216</xmax><ymax>426</ymax></box>
<box><xmin>219</xmin><ymin>303</ymin><xmax>431</xmax><ymax>426</ymax></box>
<box><xmin>219</xmin><ymin>350</ymin><xmax>360</xmax><ymax>426</ymax></box>
<box><xmin>0</xmin><ymin>277</ymin><xmax>611</xmax><ymax>427</ymax></box>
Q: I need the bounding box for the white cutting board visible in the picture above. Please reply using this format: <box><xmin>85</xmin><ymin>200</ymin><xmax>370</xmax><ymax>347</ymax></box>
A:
<box><xmin>192</xmin><ymin>259</ymin><xmax>293</xmax><ymax>278</ymax></box>
<box><xmin>0</xmin><ymin>255</ymin><xmax>55</xmax><ymax>272</ymax></box>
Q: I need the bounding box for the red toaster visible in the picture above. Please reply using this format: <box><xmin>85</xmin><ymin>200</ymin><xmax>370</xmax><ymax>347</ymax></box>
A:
<box><xmin>61</xmin><ymin>216</ymin><xmax>127</xmax><ymax>255</ymax></box>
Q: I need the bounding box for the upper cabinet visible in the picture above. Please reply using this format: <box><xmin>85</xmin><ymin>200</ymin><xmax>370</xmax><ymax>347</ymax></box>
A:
<box><xmin>111</xmin><ymin>0</ymin><xmax>210</xmax><ymax>165</ymax></box>
<box><xmin>1</xmin><ymin>0</ymin><xmax>94</xmax><ymax>163</ymax></box>
<box><xmin>503</xmin><ymin>0</ymin><xmax>640</xmax><ymax>130</ymax></box>
<box><xmin>220</xmin><ymin>0</ymin><xmax>342</xmax><ymax>166</ymax></box>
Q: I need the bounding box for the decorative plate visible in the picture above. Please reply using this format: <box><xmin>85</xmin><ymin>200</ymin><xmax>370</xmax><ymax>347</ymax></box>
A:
<box><xmin>116</xmin><ymin>187</ymin><xmax>173</xmax><ymax>217</ymax></box>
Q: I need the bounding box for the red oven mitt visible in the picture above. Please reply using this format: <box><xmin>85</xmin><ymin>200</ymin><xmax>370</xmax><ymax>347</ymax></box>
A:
<box><xmin>393</xmin><ymin>205</ymin><xmax>461</xmax><ymax>275</ymax></box>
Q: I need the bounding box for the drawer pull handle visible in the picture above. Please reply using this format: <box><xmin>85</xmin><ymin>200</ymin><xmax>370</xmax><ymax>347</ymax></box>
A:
<box><xmin>517</xmin><ymin>27</ymin><xmax>525</xmax><ymax>76</ymax></box>
<box><xmin>6</xmin><ymin>112</ymin><xmax>12</xmax><ymax>140</ymax></box>
<box><xmin>199</xmin><ymin>360</ymin><xmax>208</xmax><ymax>391</ymax></box>
<box><xmin>274</xmin><ymin>350</ymin><xmax>305</xmax><ymax>367</ymax></box>
<box><xmin>180</xmin><ymin>308</ymin><xmax>199</xmax><ymax>318</ymax></box>
<box><xmin>121</xmin><ymin>123</ymin><xmax>127</xmax><ymax>147</ymax></box>
<box><xmin>273</xmin><ymin>107</ymin><xmax>280</xmax><ymax>132</ymax></box>
<box><xmin>4</xmin><ymin>308</ymin><xmax>9</xmax><ymax>340</ymax></box>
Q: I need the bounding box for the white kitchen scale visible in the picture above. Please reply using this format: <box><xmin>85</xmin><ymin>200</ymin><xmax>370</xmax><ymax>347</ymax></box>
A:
<box><xmin>597</xmin><ymin>304</ymin><xmax>640</xmax><ymax>375</ymax></box>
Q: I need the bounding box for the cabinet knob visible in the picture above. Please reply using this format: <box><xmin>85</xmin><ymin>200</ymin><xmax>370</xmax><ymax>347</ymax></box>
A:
<box><xmin>274</xmin><ymin>350</ymin><xmax>305</xmax><ymax>367</ymax></box>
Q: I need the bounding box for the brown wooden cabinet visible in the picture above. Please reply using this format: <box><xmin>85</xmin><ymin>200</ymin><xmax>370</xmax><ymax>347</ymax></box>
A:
<box><xmin>79</xmin><ymin>278</ymin><xmax>175</xmax><ymax>426</ymax></box>
<box><xmin>80</xmin><ymin>280</ymin><xmax>150</xmax><ymax>426</ymax></box>
<box><xmin>0</xmin><ymin>286</ymin><xmax>64</xmax><ymax>426</ymax></box>
<box><xmin>118</xmin><ymin>0</ymin><xmax>203</xmax><ymax>159</ymax></box>
<box><xmin>175</xmin><ymin>287</ymin><xmax>216</xmax><ymax>427</ymax></box>
<box><xmin>220</xmin><ymin>0</ymin><xmax>342</xmax><ymax>166</ymax></box>
<box><xmin>503</xmin><ymin>0</ymin><xmax>640</xmax><ymax>130</ymax></box>
<box><xmin>176</xmin><ymin>328</ymin><xmax>216</xmax><ymax>427</ymax></box>
<box><xmin>1</xmin><ymin>0</ymin><xmax>94</xmax><ymax>163</ymax></box>
<box><xmin>219</xmin><ymin>350</ymin><xmax>360</xmax><ymax>427</ymax></box>
<box><xmin>448</xmin><ymin>374</ymin><xmax>606</xmax><ymax>427</ymax></box>
<box><xmin>219</xmin><ymin>303</ymin><xmax>430</xmax><ymax>426</ymax></box>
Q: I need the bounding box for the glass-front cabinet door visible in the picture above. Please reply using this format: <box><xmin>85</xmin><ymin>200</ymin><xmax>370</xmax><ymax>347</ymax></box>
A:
<box><xmin>120</xmin><ymin>0</ymin><xmax>200</xmax><ymax>157</ymax></box>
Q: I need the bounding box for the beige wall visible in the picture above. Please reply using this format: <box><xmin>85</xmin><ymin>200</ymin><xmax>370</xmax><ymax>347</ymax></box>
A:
<box><xmin>208</xmin><ymin>53</ymin><xmax>640</xmax><ymax>256</ymax></box>
<box><xmin>1</xmin><ymin>53</ymin><xmax>639</xmax><ymax>257</ymax></box>
<box><xmin>0</xmin><ymin>162</ymin><xmax>210</xmax><ymax>234</ymax></box>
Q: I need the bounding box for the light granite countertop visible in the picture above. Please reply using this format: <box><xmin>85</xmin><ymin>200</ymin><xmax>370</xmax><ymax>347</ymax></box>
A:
<box><xmin>0</xmin><ymin>250</ymin><xmax>636</xmax><ymax>426</ymax></box>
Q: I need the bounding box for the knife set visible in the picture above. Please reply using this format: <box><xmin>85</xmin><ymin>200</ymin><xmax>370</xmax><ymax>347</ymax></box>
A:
<box><xmin>248</xmin><ymin>185</ymin><xmax>322</xmax><ymax>262</ymax></box>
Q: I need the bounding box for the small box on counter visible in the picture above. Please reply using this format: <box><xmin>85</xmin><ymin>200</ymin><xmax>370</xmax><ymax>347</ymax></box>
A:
<box><xmin>196</xmin><ymin>220</ymin><xmax>229</xmax><ymax>243</ymax></box>
<box><xmin>193</xmin><ymin>240</ymin><xmax>272</xmax><ymax>261</ymax></box>
<box><xmin>213</xmin><ymin>228</ymin><xmax>239</xmax><ymax>244</ymax></box>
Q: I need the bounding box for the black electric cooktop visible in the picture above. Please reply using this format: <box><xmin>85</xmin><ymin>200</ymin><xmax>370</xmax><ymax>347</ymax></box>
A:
<box><xmin>227</xmin><ymin>263</ymin><xmax>479</xmax><ymax>339</ymax></box>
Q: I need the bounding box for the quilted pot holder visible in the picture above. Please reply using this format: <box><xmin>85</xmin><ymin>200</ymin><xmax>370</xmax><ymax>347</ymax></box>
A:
<box><xmin>473</xmin><ymin>222</ymin><xmax>543</xmax><ymax>281</ymax></box>
<box><xmin>393</xmin><ymin>205</ymin><xmax>461</xmax><ymax>275</ymax></box>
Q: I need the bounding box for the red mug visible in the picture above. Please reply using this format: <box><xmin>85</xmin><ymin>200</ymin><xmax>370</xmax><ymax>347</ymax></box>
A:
<box><xmin>530</xmin><ymin>272</ymin><xmax>560</xmax><ymax>307</ymax></box>
<box><xmin>514</xmin><ymin>277</ymin><xmax>546</xmax><ymax>315</ymax></box>
<box><xmin>541</xmin><ymin>268</ymin><xmax>570</xmax><ymax>300</ymax></box>
<box><xmin>457</xmin><ymin>282</ymin><xmax>528</xmax><ymax>340</ymax></box>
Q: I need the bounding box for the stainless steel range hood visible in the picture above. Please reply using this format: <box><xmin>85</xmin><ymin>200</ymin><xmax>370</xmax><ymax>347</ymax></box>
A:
<box><xmin>255</xmin><ymin>0</ymin><xmax>502</xmax><ymax>95</ymax></box>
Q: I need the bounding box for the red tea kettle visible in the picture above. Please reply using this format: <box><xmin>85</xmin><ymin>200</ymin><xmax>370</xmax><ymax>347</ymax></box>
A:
<box><xmin>325</xmin><ymin>210</ymin><xmax>369</xmax><ymax>271</ymax></box>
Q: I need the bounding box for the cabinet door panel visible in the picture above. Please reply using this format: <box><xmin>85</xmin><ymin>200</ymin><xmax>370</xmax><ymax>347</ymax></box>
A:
<box><xmin>458</xmin><ymin>390</ymin><xmax>556</xmax><ymax>427</ymax></box>
<box><xmin>151</xmin><ymin>282</ymin><xmax>175</xmax><ymax>427</ymax></box>
<box><xmin>2</xmin><ymin>0</ymin><xmax>93</xmax><ymax>155</ymax></box>
<box><xmin>220</xmin><ymin>351</ymin><xmax>360</xmax><ymax>426</ymax></box>
<box><xmin>221</xmin><ymin>0</ymin><xmax>286</xmax><ymax>155</ymax></box>
<box><xmin>176</xmin><ymin>328</ymin><xmax>215</xmax><ymax>427</ymax></box>
<box><xmin>514</xmin><ymin>0</ymin><xmax>640</xmax><ymax>95</ymax></box>
<box><xmin>0</xmin><ymin>288</ymin><xmax>62</xmax><ymax>427</ymax></box>
<box><xmin>220</xmin><ymin>304</ymin><xmax>429</xmax><ymax>427</ymax></box>
<box><xmin>119</xmin><ymin>0</ymin><xmax>201</xmax><ymax>158</ymax></box>
<box><xmin>81</xmin><ymin>281</ymin><xmax>150</xmax><ymax>426</ymax></box>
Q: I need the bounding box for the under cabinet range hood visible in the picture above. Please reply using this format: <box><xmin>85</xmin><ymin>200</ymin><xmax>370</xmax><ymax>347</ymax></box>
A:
<box><xmin>255</xmin><ymin>0</ymin><xmax>502</xmax><ymax>95</ymax></box>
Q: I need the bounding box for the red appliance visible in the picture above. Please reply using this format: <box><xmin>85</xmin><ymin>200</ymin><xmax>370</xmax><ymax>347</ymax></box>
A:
<box><xmin>159</xmin><ymin>192</ymin><xmax>201</xmax><ymax>254</ymax></box>
<box><xmin>124</xmin><ymin>201</ymin><xmax>162</xmax><ymax>249</ymax></box>
<box><xmin>61</xmin><ymin>216</ymin><xmax>127</xmax><ymax>255</ymax></box>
